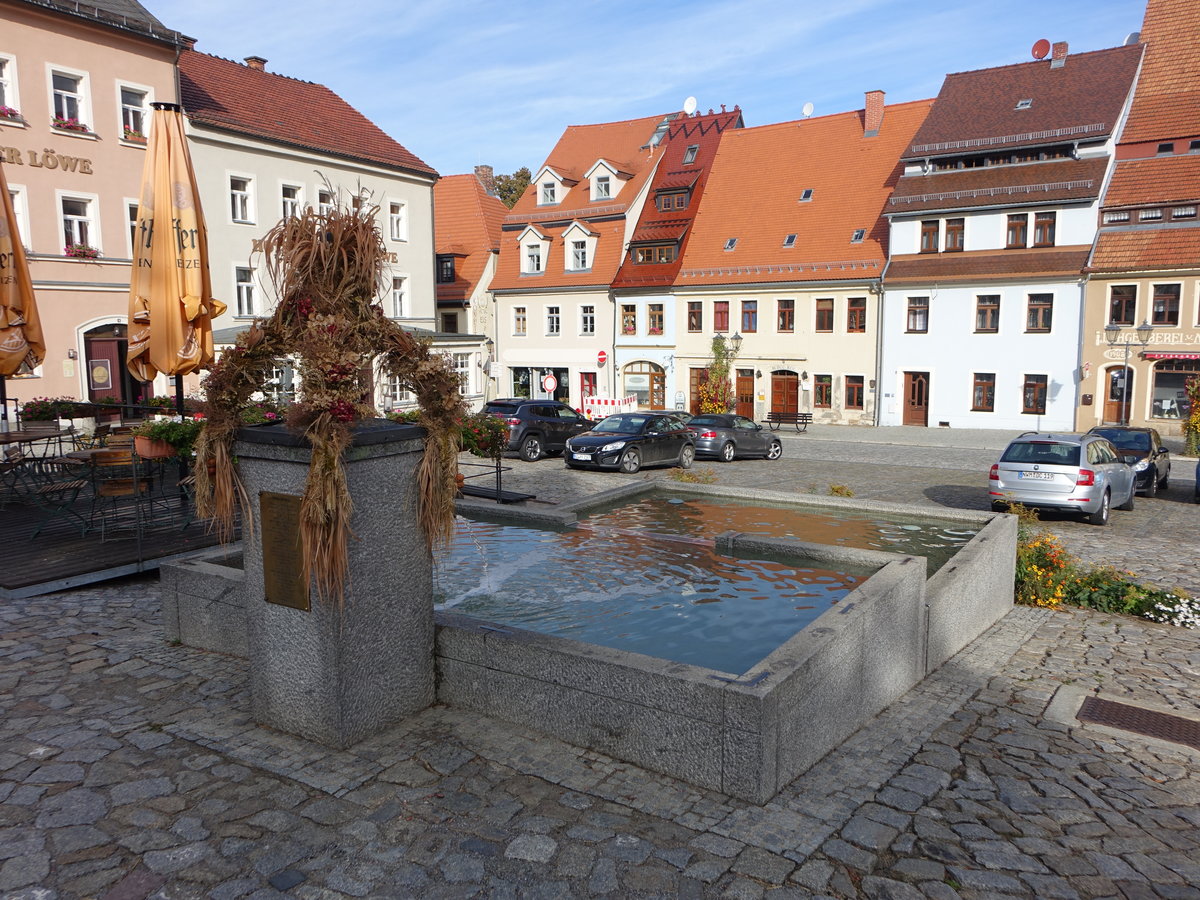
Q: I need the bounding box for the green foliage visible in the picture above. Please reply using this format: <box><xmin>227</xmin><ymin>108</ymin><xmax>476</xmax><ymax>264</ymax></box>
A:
<box><xmin>1014</xmin><ymin>529</ymin><xmax>1073</xmax><ymax>608</ymax></box>
<box><xmin>697</xmin><ymin>336</ymin><xmax>735</xmax><ymax>413</ymax></box>
<box><xmin>1063</xmin><ymin>566</ymin><xmax>1160</xmax><ymax>616</ymax></box>
<box><xmin>1183</xmin><ymin>375</ymin><xmax>1200</xmax><ymax>457</ymax></box>
<box><xmin>459</xmin><ymin>411</ymin><xmax>508</xmax><ymax>459</ymax></box>
<box><xmin>828</xmin><ymin>484</ymin><xmax>854</xmax><ymax>497</ymax></box>
<box><xmin>132</xmin><ymin>418</ymin><xmax>205</xmax><ymax>457</ymax></box>
<box><xmin>668</xmin><ymin>466</ymin><xmax>718</xmax><ymax>484</ymax></box>
<box><xmin>20</xmin><ymin>396</ymin><xmax>93</xmax><ymax>419</ymax></box>
<box><xmin>239</xmin><ymin>398</ymin><xmax>287</xmax><ymax>424</ymax></box>
<box><xmin>494</xmin><ymin>167</ymin><xmax>532</xmax><ymax>208</ymax></box>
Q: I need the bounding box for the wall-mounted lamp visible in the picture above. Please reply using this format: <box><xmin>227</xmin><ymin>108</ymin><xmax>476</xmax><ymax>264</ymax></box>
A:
<box><xmin>801</xmin><ymin>370</ymin><xmax>808</xmax><ymax>380</ymax></box>
<box><xmin>869</xmin><ymin>379</ymin><xmax>876</xmax><ymax>390</ymax></box>
<box><xmin>67</xmin><ymin>349</ymin><xmax>78</xmax><ymax>359</ymax></box>
<box><xmin>755</xmin><ymin>370</ymin><xmax>762</xmax><ymax>379</ymax></box>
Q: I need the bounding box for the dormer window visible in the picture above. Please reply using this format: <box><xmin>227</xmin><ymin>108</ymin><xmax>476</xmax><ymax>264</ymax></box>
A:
<box><xmin>437</xmin><ymin>255</ymin><xmax>455</xmax><ymax>283</ymax></box>
<box><xmin>561</xmin><ymin>221</ymin><xmax>597</xmax><ymax>273</ymax></box>
<box><xmin>682</xmin><ymin>145</ymin><xmax>699</xmax><ymax>165</ymax></box>
<box><xmin>782</xmin><ymin>234</ymin><xmax>796</xmax><ymax>248</ymax></box>
<box><xmin>1139</xmin><ymin>208</ymin><xmax>1163</xmax><ymax>221</ymax></box>
<box><xmin>657</xmin><ymin>191</ymin><xmax>689</xmax><ymax>212</ymax></box>
<box><xmin>584</xmin><ymin>161</ymin><xmax>623</xmax><ymax>202</ymax></box>
<box><xmin>1103</xmin><ymin>210</ymin><xmax>1130</xmax><ymax>224</ymax></box>
<box><xmin>1172</xmin><ymin>206</ymin><xmax>1197</xmax><ymax>220</ymax></box>
<box><xmin>594</xmin><ymin>175</ymin><xmax>610</xmax><ymax>200</ymax></box>
<box><xmin>799</xmin><ymin>189</ymin><xmax>813</xmax><ymax>202</ymax></box>
<box><xmin>540</xmin><ymin>182</ymin><xmax>556</xmax><ymax>205</ymax></box>
<box><xmin>724</xmin><ymin>238</ymin><xmax>737</xmax><ymax>251</ymax></box>
<box><xmin>1015</xmin><ymin>99</ymin><xmax>1033</xmax><ymax>110</ymax></box>
<box><xmin>526</xmin><ymin>244</ymin><xmax>542</xmax><ymax>272</ymax></box>
<box><xmin>1156</xmin><ymin>142</ymin><xmax>1174</xmax><ymax>155</ymax></box>
<box><xmin>851</xmin><ymin>228</ymin><xmax>866</xmax><ymax>244</ymax></box>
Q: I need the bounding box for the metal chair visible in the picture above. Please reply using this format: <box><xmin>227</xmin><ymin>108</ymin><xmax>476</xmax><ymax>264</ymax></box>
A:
<box><xmin>73</xmin><ymin>423</ymin><xmax>111</xmax><ymax>450</ymax></box>
<box><xmin>16</xmin><ymin>455</ymin><xmax>91</xmax><ymax>539</ymax></box>
<box><xmin>89</xmin><ymin>449</ymin><xmax>151</xmax><ymax>541</ymax></box>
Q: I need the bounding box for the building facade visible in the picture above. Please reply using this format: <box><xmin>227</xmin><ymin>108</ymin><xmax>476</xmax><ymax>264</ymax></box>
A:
<box><xmin>0</xmin><ymin>0</ymin><xmax>180</xmax><ymax>408</ymax></box>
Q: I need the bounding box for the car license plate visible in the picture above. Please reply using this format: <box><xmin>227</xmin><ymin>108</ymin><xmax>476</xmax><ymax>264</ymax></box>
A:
<box><xmin>572</xmin><ymin>452</ymin><xmax>592</xmax><ymax>461</ymax></box>
<box><xmin>1018</xmin><ymin>471</ymin><xmax>1053</xmax><ymax>480</ymax></box>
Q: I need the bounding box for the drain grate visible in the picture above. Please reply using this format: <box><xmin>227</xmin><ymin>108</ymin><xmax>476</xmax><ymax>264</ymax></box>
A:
<box><xmin>1077</xmin><ymin>696</ymin><xmax>1200</xmax><ymax>751</ymax></box>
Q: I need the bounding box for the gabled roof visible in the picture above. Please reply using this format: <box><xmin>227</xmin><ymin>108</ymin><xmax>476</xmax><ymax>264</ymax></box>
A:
<box><xmin>902</xmin><ymin>45</ymin><xmax>1142</xmax><ymax>161</ymax></box>
<box><xmin>887</xmin><ymin>157</ymin><xmax>1108</xmax><ymax>214</ymax></box>
<box><xmin>434</xmin><ymin>174</ymin><xmax>507</xmax><ymax>304</ymax></box>
<box><xmin>611</xmin><ymin>108</ymin><xmax>743</xmax><ymax>290</ymax></box>
<box><xmin>1102</xmin><ymin>155</ymin><xmax>1200</xmax><ymax>208</ymax></box>
<box><xmin>676</xmin><ymin>100</ymin><xmax>932</xmax><ymax>287</ymax></box>
<box><xmin>179</xmin><ymin>50</ymin><xmax>437</xmax><ymax>178</ymax></box>
<box><xmin>1120</xmin><ymin>0</ymin><xmax>1200</xmax><ymax>144</ymax></box>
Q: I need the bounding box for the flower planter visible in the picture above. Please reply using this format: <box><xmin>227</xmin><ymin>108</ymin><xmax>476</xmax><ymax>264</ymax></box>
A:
<box><xmin>134</xmin><ymin>435</ymin><xmax>176</xmax><ymax>458</ymax></box>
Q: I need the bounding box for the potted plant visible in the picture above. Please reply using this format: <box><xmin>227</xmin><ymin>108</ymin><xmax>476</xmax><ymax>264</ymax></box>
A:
<box><xmin>123</xmin><ymin>126</ymin><xmax>146</xmax><ymax>143</ymax></box>
<box><xmin>0</xmin><ymin>105</ymin><xmax>21</xmax><ymax>122</ymax></box>
<box><xmin>132</xmin><ymin>417</ymin><xmax>204</xmax><ymax>459</ymax></box>
<box><xmin>52</xmin><ymin>115</ymin><xmax>89</xmax><ymax>133</ymax></box>
<box><xmin>64</xmin><ymin>243</ymin><xmax>100</xmax><ymax>260</ymax></box>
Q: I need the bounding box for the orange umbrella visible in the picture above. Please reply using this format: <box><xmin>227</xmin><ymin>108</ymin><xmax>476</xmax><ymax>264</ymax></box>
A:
<box><xmin>127</xmin><ymin>103</ymin><xmax>225</xmax><ymax>402</ymax></box>
<box><xmin>0</xmin><ymin>159</ymin><xmax>46</xmax><ymax>429</ymax></box>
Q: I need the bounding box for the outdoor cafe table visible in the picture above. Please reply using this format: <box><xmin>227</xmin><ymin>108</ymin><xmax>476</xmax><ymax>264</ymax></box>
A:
<box><xmin>0</xmin><ymin>428</ymin><xmax>71</xmax><ymax>446</ymax></box>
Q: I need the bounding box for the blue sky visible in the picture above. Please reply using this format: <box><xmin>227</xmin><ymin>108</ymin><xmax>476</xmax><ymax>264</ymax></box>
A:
<box><xmin>151</xmin><ymin>0</ymin><xmax>1148</xmax><ymax>179</ymax></box>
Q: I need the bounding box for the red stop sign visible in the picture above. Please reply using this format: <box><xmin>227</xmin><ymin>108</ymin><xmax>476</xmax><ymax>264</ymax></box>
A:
<box><xmin>597</xmin><ymin>350</ymin><xmax>608</xmax><ymax>367</ymax></box>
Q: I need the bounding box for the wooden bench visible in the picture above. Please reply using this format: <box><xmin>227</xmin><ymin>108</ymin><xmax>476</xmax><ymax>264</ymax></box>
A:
<box><xmin>765</xmin><ymin>411</ymin><xmax>813</xmax><ymax>433</ymax></box>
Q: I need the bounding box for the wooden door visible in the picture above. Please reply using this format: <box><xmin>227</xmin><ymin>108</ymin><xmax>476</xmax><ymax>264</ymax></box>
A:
<box><xmin>1104</xmin><ymin>367</ymin><xmax>1131</xmax><ymax>424</ymax></box>
<box><xmin>689</xmin><ymin>368</ymin><xmax>708</xmax><ymax>415</ymax></box>
<box><xmin>649</xmin><ymin>372</ymin><xmax>666</xmax><ymax>409</ymax></box>
<box><xmin>85</xmin><ymin>338</ymin><xmax>123</xmax><ymax>403</ymax></box>
<box><xmin>903</xmin><ymin>371</ymin><xmax>929</xmax><ymax>426</ymax></box>
<box><xmin>735</xmin><ymin>369</ymin><xmax>754</xmax><ymax>419</ymax></box>
<box><xmin>771</xmin><ymin>372</ymin><xmax>799</xmax><ymax>414</ymax></box>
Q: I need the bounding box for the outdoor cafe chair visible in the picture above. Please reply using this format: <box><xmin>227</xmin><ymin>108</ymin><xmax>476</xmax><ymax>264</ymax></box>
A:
<box><xmin>73</xmin><ymin>423</ymin><xmax>111</xmax><ymax>450</ymax></box>
<box><xmin>13</xmin><ymin>453</ymin><xmax>91</xmax><ymax>539</ymax></box>
<box><xmin>90</xmin><ymin>449</ymin><xmax>153</xmax><ymax>541</ymax></box>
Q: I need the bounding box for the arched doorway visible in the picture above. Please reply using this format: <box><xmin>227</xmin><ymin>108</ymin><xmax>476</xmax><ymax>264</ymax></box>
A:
<box><xmin>83</xmin><ymin>323</ymin><xmax>142</xmax><ymax>408</ymax></box>
<box><xmin>623</xmin><ymin>361</ymin><xmax>665</xmax><ymax>408</ymax></box>
<box><xmin>771</xmin><ymin>370</ymin><xmax>799</xmax><ymax>415</ymax></box>
<box><xmin>1103</xmin><ymin>364</ymin><xmax>1133</xmax><ymax>425</ymax></box>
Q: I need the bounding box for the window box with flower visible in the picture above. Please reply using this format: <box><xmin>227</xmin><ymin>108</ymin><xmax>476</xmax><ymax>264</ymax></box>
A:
<box><xmin>0</xmin><ymin>105</ymin><xmax>22</xmax><ymax>123</ymax></box>
<box><xmin>123</xmin><ymin>126</ymin><xmax>146</xmax><ymax>143</ymax></box>
<box><xmin>52</xmin><ymin>115</ymin><xmax>90</xmax><ymax>133</ymax></box>
<box><xmin>648</xmin><ymin>327</ymin><xmax>663</xmax><ymax>336</ymax></box>
<box><xmin>64</xmin><ymin>244</ymin><xmax>100</xmax><ymax>260</ymax></box>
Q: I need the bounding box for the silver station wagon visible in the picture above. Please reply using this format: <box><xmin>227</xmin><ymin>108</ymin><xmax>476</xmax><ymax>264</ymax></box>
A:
<box><xmin>989</xmin><ymin>432</ymin><xmax>1136</xmax><ymax>526</ymax></box>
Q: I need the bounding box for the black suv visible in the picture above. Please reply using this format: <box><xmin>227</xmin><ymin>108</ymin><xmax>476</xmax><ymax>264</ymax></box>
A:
<box><xmin>484</xmin><ymin>399</ymin><xmax>594</xmax><ymax>462</ymax></box>
<box><xmin>1085</xmin><ymin>426</ymin><xmax>1171</xmax><ymax>496</ymax></box>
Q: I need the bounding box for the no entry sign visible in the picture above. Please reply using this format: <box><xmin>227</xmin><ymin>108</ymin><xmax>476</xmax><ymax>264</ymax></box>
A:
<box><xmin>597</xmin><ymin>350</ymin><xmax>608</xmax><ymax>367</ymax></box>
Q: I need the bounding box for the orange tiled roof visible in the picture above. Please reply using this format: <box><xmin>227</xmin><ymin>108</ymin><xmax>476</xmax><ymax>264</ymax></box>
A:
<box><xmin>1103</xmin><ymin>155</ymin><xmax>1200</xmax><ymax>208</ymax></box>
<box><xmin>888</xmin><ymin>157</ymin><xmax>1108</xmax><ymax>214</ymax></box>
<box><xmin>1091</xmin><ymin>229</ymin><xmax>1200</xmax><ymax>273</ymax></box>
<box><xmin>886</xmin><ymin>247</ymin><xmax>1092</xmax><ymax>285</ymax></box>
<box><xmin>903</xmin><ymin>45</ymin><xmax>1142</xmax><ymax>160</ymax></box>
<box><xmin>491</xmin><ymin>113</ymin><xmax>675</xmax><ymax>292</ymax></box>
<box><xmin>1121</xmin><ymin>0</ymin><xmax>1200</xmax><ymax>143</ymax></box>
<box><xmin>434</xmin><ymin>174</ymin><xmax>507</xmax><ymax>304</ymax></box>
<box><xmin>677</xmin><ymin>100</ymin><xmax>933</xmax><ymax>286</ymax></box>
<box><xmin>179</xmin><ymin>50</ymin><xmax>436</xmax><ymax>177</ymax></box>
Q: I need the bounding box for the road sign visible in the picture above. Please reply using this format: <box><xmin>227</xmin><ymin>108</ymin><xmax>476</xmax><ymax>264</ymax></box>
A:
<box><xmin>597</xmin><ymin>350</ymin><xmax>607</xmax><ymax>367</ymax></box>
<box><xmin>541</xmin><ymin>374</ymin><xmax>558</xmax><ymax>393</ymax></box>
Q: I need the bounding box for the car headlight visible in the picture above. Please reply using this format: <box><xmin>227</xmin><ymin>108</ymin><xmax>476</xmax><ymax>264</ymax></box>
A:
<box><xmin>601</xmin><ymin>440</ymin><xmax>626</xmax><ymax>452</ymax></box>
<box><xmin>1131</xmin><ymin>458</ymin><xmax>1150</xmax><ymax>471</ymax></box>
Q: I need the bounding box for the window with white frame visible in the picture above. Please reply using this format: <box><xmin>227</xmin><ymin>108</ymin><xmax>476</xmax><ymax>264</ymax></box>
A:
<box><xmin>594</xmin><ymin>175</ymin><xmax>610</xmax><ymax>200</ymax></box>
<box><xmin>51</xmin><ymin>70</ymin><xmax>86</xmax><ymax>129</ymax></box>
<box><xmin>390</xmin><ymin>276</ymin><xmax>406</xmax><ymax>318</ymax></box>
<box><xmin>235</xmin><ymin>267</ymin><xmax>256</xmax><ymax>317</ymax></box>
<box><xmin>514</xmin><ymin>306</ymin><xmax>527</xmax><ymax>335</ymax></box>
<box><xmin>389</xmin><ymin>201</ymin><xmax>407</xmax><ymax>241</ymax></box>
<box><xmin>571</xmin><ymin>240</ymin><xmax>587</xmax><ymax>270</ymax></box>
<box><xmin>1</xmin><ymin>56</ymin><xmax>20</xmax><ymax>118</ymax></box>
<box><xmin>580</xmin><ymin>305</ymin><xmax>595</xmax><ymax>335</ymax></box>
<box><xmin>540</xmin><ymin>182</ymin><xmax>556</xmax><ymax>204</ymax></box>
<box><xmin>7</xmin><ymin>186</ymin><xmax>28</xmax><ymax>245</ymax></box>
<box><xmin>281</xmin><ymin>184</ymin><xmax>301</xmax><ymax>219</ymax></box>
<box><xmin>127</xmin><ymin>200</ymin><xmax>139</xmax><ymax>256</ymax></box>
<box><xmin>383</xmin><ymin>374</ymin><xmax>411</xmax><ymax>408</ymax></box>
<box><xmin>318</xmin><ymin>190</ymin><xmax>334</xmax><ymax>217</ymax></box>
<box><xmin>525</xmin><ymin>243</ymin><xmax>542</xmax><ymax>273</ymax></box>
<box><xmin>229</xmin><ymin>176</ymin><xmax>253</xmax><ymax>223</ymax></box>
<box><xmin>452</xmin><ymin>353</ymin><xmax>471</xmax><ymax>392</ymax></box>
<box><xmin>119</xmin><ymin>86</ymin><xmax>147</xmax><ymax>138</ymax></box>
<box><xmin>60</xmin><ymin>196</ymin><xmax>93</xmax><ymax>249</ymax></box>
<box><xmin>682</xmin><ymin>145</ymin><xmax>699</xmax><ymax>164</ymax></box>
<box><xmin>546</xmin><ymin>306</ymin><xmax>561</xmax><ymax>336</ymax></box>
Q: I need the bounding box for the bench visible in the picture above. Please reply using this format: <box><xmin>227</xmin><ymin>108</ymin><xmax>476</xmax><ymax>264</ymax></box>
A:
<box><xmin>765</xmin><ymin>411</ymin><xmax>813</xmax><ymax>433</ymax></box>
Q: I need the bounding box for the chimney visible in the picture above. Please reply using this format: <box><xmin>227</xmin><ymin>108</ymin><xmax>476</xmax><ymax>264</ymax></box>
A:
<box><xmin>864</xmin><ymin>90</ymin><xmax>885</xmax><ymax>137</ymax></box>
<box><xmin>180</xmin><ymin>36</ymin><xmax>196</xmax><ymax>50</ymax></box>
<box><xmin>244</xmin><ymin>56</ymin><xmax>267</xmax><ymax>71</ymax></box>
<box><xmin>474</xmin><ymin>165</ymin><xmax>496</xmax><ymax>195</ymax></box>
<box><xmin>1051</xmin><ymin>41</ymin><xmax>1068</xmax><ymax>68</ymax></box>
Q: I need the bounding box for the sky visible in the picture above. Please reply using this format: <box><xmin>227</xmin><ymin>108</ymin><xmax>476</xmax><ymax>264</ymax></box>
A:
<box><xmin>150</xmin><ymin>0</ymin><xmax>1150</xmax><ymax>179</ymax></box>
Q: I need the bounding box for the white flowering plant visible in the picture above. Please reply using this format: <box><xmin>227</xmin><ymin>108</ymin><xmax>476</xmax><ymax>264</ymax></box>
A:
<box><xmin>1143</xmin><ymin>593</ymin><xmax>1200</xmax><ymax>630</ymax></box>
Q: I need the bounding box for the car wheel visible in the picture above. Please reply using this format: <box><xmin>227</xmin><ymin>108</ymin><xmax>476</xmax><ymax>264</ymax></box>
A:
<box><xmin>1116</xmin><ymin>485</ymin><xmax>1135</xmax><ymax>511</ymax></box>
<box><xmin>718</xmin><ymin>442</ymin><xmax>735</xmax><ymax>462</ymax></box>
<box><xmin>766</xmin><ymin>440</ymin><xmax>783</xmax><ymax>460</ymax></box>
<box><xmin>619</xmin><ymin>448</ymin><xmax>642</xmax><ymax>474</ymax></box>
<box><xmin>1145</xmin><ymin>467</ymin><xmax>1158</xmax><ymax>497</ymax></box>
<box><xmin>519</xmin><ymin>434</ymin><xmax>542</xmax><ymax>462</ymax></box>
<box><xmin>1085</xmin><ymin>490</ymin><xmax>1110</xmax><ymax>526</ymax></box>
<box><xmin>678</xmin><ymin>444</ymin><xmax>696</xmax><ymax>470</ymax></box>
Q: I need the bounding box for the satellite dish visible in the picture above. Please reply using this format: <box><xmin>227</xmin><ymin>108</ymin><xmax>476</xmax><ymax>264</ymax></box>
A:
<box><xmin>1032</xmin><ymin>38</ymin><xmax>1051</xmax><ymax>59</ymax></box>
<box><xmin>1124</xmin><ymin>31</ymin><xmax>1140</xmax><ymax>45</ymax></box>
<box><xmin>801</xmin><ymin>101</ymin><xmax>815</xmax><ymax>118</ymax></box>
<box><xmin>683</xmin><ymin>96</ymin><xmax>697</xmax><ymax>115</ymax></box>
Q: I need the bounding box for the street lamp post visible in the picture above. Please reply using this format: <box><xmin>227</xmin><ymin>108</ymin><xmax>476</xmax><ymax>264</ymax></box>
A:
<box><xmin>1103</xmin><ymin>319</ymin><xmax>1153</xmax><ymax>426</ymax></box>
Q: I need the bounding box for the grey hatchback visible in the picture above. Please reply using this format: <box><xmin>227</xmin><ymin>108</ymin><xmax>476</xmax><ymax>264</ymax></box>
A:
<box><xmin>989</xmin><ymin>432</ymin><xmax>1136</xmax><ymax>526</ymax></box>
<box><xmin>687</xmin><ymin>414</ymin><xmax>783</xmax><ymax>462</ymax></box>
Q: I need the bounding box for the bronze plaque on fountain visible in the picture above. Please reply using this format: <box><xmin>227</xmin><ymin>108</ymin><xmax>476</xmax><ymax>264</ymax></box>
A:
<box><xmin>259</xmin><ymin>491</ymin><xmax>310</xmax><ymax>611</ymax></box>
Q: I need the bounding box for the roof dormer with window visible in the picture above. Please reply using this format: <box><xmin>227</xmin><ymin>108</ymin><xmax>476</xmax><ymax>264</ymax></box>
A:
<box><xmin>517</xmin><ymin>225</ymin><xmax>549</xmax><ymax>275</ymax></box>
<box><xmin>584</xmin><ymin>160</ymin><xmax>628</xmax><ymax>202</ymax></box>
<box><xmin>532</xmin><ymin>166</ymin><xmax>576</xmax><ymax>206</ymax></box>
<box><xmin>561</xmin><ymin>221</ymin><xmax>597</xmax><ymax>272</ymax></box>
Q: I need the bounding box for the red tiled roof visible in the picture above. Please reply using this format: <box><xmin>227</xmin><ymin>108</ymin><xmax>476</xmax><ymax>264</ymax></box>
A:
<box><xmin>492</xmin><ymin>113</ymin><xmax>676</xmax><ymax>292</ymax></box>
<box><xmin>179</xmin><ymin>50</ymin><xmax>436</xmax><ymax>177</ymax></box>
<box><xmin>434</xmin><ymin>174</ymin><xmax>507</xmax><ymax>303</ymax></box>
<box><xmin>1091</xmin><ymin>229</ymin><xmax>1200</xmax><ymax>273</ymax></box>
<box><xmin>1103</xmin><ymin>155</ymin><xmax>1200</xmax><ymax>208</ymax></box>
<box><xmin>902</xmin><ymin>45</ymin><xmax>1142</xmax><ymax>159</ymax></box>
<box><xmin>611</xmin><ymin>109</ymin><xmax>743</xmax><ymax>290</ymax></box>
<box><xmin>885</xmin><ymin>247</ymin><xmax>1091</xmax><ymax>285</ymax></box>
<box><xmin>676</xmin><ymin>100</ymin><xmax>933</xmax><ymax>286</ymax></box>
<box><xmin>888</xmin><ymin>157</ymin><xmax>1108</xmax><ymax>213</ymax></box>
<box><xmin>1121</xmin><ymin>0</ymin><xmax>1200</xmax><ymax>143</ymax></box>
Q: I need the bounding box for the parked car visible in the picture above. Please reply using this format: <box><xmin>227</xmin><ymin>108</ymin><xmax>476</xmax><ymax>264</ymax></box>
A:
<box><xmin>1085</xmin><ymin>426</ymin><xmax>1170</xmax><ymax>496</ymax></box>
<box><xmin>483</xmin><ymin>398</ymin><xmax>594</xmax><ymax>462</ymax></box>
<box><xmin>636</xmin><ymin>409</ymin><xmax>693</xmax><ymax>427</ymax></box>
<box><xmin>565</xmin><ymin>412</ymin><xmax>695</xmax><ymax>474</ymax></box>
<box><xmin>989</xmin><ymin>432</ymin><xmax>1136</xmax><ymax>525</ymax></box>
<box><xmin>686</xmin><ymin>414</ymin><xmax>783</xmax><ymax>462</ymax></box>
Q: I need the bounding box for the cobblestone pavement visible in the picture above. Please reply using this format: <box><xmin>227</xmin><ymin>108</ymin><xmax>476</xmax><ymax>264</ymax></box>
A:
<box><xmin>2</xmin><ymin>430</ymin><xmax>1199</xmax><ymax>899</ymax></box>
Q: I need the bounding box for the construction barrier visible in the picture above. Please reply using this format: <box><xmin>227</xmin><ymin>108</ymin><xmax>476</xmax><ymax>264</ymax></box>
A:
<box><xmin>582</xmin><ymin>395</ymin><xmax>638</xmax><ymax>421</ymax></box>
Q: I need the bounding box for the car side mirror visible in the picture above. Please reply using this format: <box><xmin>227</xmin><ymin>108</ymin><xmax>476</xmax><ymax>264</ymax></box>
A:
<box><xmin>754</xmin><ymin>424</ymin><xmax>762</xmax><ymax>431</ymax></box>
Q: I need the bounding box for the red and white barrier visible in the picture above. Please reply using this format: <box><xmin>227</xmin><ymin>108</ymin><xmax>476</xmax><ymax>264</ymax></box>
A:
<box><xmin>582</xmin><ymin>395</ymin><xmax>637</xmax><ymax>420</ymax></box>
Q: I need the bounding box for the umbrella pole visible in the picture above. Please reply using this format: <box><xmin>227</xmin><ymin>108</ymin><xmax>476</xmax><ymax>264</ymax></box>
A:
<box><xmin>0</xmin><ymin>376</ymin><xmax>8</xmax><ymax>433</ymax></box>
<box><xmin>174</xmin><ymin>374</ymin><xmax>188</xmax><ymax>507</ymax></box>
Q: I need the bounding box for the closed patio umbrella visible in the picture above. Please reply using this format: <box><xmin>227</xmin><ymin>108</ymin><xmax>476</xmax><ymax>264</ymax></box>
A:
<box><xmin>127</xmin><ymin>103</ymin><xmax>225</xmax><ymax>412</ymax></box>
<box><xmin>0</xmin><ymin>159</ymin><xmax>46</xmax><ymax>431</ymax></box>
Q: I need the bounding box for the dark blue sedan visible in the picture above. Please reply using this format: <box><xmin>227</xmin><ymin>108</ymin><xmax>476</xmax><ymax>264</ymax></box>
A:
<box><xmin>564</xmin><ymin>413</ymin><xmax>695</xmax><ymax>474</ymax></box>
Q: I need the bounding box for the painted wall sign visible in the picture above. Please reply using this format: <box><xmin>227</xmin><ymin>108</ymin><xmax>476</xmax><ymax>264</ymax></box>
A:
<box><xmin>1</xmin><ymin>145</ymin><xmax>94</xmax><ymax>174</ymax></box>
